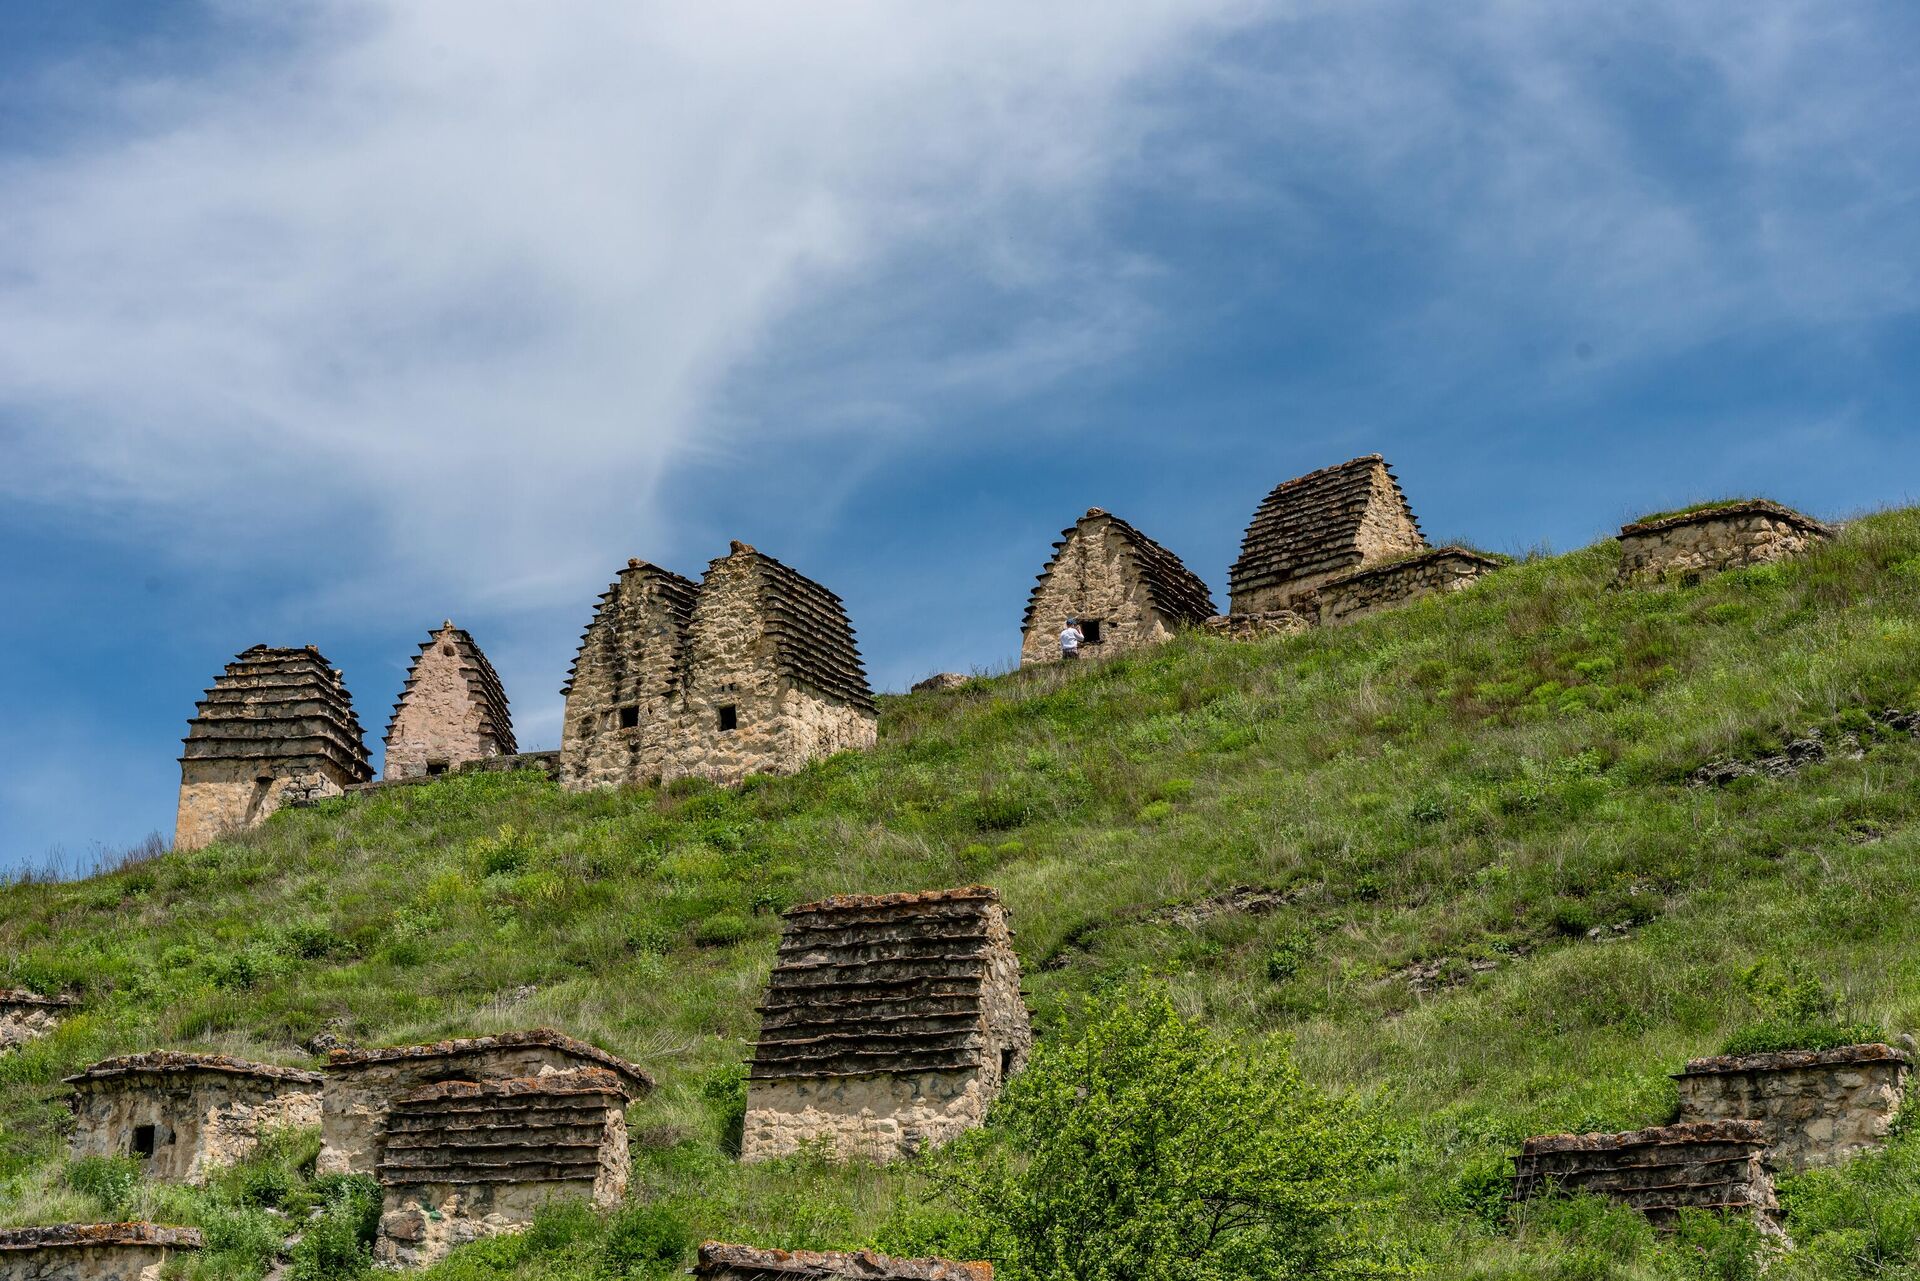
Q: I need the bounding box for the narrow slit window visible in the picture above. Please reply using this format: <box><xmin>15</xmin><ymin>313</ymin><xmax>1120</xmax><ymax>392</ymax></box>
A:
<box><xmin>617</xmin><ymin>706</ymin><xmax>639</xmax><ymax>729</ymax></box>
<box><xmin>1081</xmin><ymin>619</ymin><xmax>1103</xmax><ymax>644</ymax></box>
<box><xmin>132</xmin><ymin>1124</ymin><xmax>157</xmax><ymax>1158</ymax></box>
<box><xmin>718</xmin><ymin>704</ymin><xmax>738</xmax><ymax>732</ymax></box>
<box><xmin>999</xmin><ymin>1046</ymin><xmax>1016</xmax><ymax>1080</ymax></box>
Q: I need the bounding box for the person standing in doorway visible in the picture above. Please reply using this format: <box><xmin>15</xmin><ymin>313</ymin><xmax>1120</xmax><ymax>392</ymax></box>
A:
<box><xmin>1059</xmin><ymin>616</ymin><xmax>1085</xmax><ymax>661</ymax></box>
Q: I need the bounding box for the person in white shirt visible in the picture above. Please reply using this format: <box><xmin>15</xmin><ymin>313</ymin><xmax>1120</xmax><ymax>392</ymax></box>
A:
<box><xmin>1059</xmin><ymin>617</ymin><xmax>1085</xmax><ymax>660</ymax></box>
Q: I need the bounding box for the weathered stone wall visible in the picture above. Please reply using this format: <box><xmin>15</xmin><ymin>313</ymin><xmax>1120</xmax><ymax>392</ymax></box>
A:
<box><xmin>384</xmin><ymin>623</ymin><xmax>515</xmax><ymax>780</ymax></box>
<box><xmin>1616</xmin><ymin>501</ymin><xmax>1830</xmax><ymax>584</ymax></box>
<box><xmin>373</xmin><ymin>1072</ymin><xmax>630</xmax><ymax>1269</ymax></box>
<box><xmin>1512</xmin><ymin>1121</ymin><xmax>1778</xmax><ymax>1230</ymax></box>
<box><xmin>318</xmin><ymin>1030</ymin><xmax>652</xmax><ymax>1177</ymax></box>
<box><xmin>744</xmin><ymin>887</ymin><xmax>1031</xmax><ymax>1164</ymax></box>
<box><xmin>175</xmin><ymin>760</ymin><xmax>348</xmax><ymax>852</ymax></box>
<box><xmin>1674</xmin><ymin>1043</ymin><xmax>1909</xmax><ymax>1171</ymax></box>
<box><xmin>1313</xmin><ymin>547</ymin><xmax>1501</xmax><ymax>625</ymax></box>
<box><xmin>696</xmin><ymin>1241</ymin><xmax>994</xmax><ymax>1281</ymax></box>
<box><xmin>1019</xmin><ymin>511</ymin><xmax>1215</xmax><ymax>667</ymax></box>
<box><xmin>1200</xmin><ymin>609</ymin><xmax>1312</xmax><ymax>640</ymax></box>
<box><xmin>0</xmin><ymin>992</ymin><xmax>77</xmax><ymax>1053</ymax></box>
<box><xmin>1229</xmin><ymin>455</ymin><xmax>1426</xmax><ymax>616</ymax></box>
<box><xmin>560</xmin><ymin>561</ymin><xmax>699</xmax><ymax>792</ymax></box>
<box><xmin>66</xmin><ymin>1057</ymin><xmax>321</xmax><ymax>1184</ymax></box>
<box><xmin>0</xmin><ymin>1225</ymin><xmax>201</xmax><ymax>1281</ymax></box>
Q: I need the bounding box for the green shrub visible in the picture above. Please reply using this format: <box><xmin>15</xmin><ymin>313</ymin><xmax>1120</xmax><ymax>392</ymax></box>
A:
<box><xmin>66</xmin><ymin>1154</ymin><xmax>139</xmax><ymax>1218</ymax></box>
<box><xmin>601</xmin><ymin>1201</ymin><xmax>694</xmax><ymax>1274</ymax></box>
<box><xmin>692</xmin><ymin>913</ymin><xmax>755</xmax><ymax>948</ymax></box>
<box><xmin>288</xmin><ymin>1174</ymin><xmax>380</xmax><ymax>1280</ymax></box>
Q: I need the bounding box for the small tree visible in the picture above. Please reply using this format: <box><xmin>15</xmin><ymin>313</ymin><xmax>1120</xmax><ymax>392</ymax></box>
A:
<box><xmin>927</xmin><ymin>988</ymin><xmax>1399</xmax><ymax>1281</ymax></box>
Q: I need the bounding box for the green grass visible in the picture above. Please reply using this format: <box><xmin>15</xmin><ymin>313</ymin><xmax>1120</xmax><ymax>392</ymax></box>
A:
<box><xmin>1628</xmin><ymin>497</ymin><xmax>1770</xmax><ymax>525</ymax></box>
<box><xmin>10</xmin><ymin>510</ymin><xmax>1920</xmax><ymax>1276</ymax></box>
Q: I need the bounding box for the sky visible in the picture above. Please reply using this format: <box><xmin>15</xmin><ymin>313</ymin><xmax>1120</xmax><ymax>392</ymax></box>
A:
<box><xmin>3</xmin><ymin>0</ymin><xmax>1918</xmax><ymax>871</ymax></box>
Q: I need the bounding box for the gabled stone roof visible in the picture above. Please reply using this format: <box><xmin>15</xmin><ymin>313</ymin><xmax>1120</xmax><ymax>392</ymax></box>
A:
<box><xmin>180</xmin><ymin>645</ymin><xmax>372</xmax><ymax>781</ymax></box>
<box><xmin>0</xmin><ymin>1223</ymin><xmax>203</xmax><ymax>1251</ymax></box>
<box><xmin>1228</xmin><ymin>455</ymin><xmax>1424</xmax><ymax>602</ymax></box>
<box><xmin>718</xmin><ymin>543</ymin><xmax>875</xmax><ymax>713</ymax></box>
<box><xmin>64</xmin><ymin>1051</ymin><xmax>321</xmax><ymax>1086</ymax></box>
<box><xmin>379</xmin><ymin>1069</ymin><xmax>630</xmax><ymax>1188</ymax></box>
<box><xmin>1676</xmin><ymin>1042</ymin><xmax>1908</xmax><ymax>1078</ymax></box>
<box><xmin>561</xmin><ymin>560</ymin><xmax>700</xmax><ymax>698</ymax></box>
<box><xmin>1618</xmin><ymin>499</ymin><xmax>1833</xmax><ymax>539</ymax></box>
<box><xmin>697</xmin><ymin>1243</ymin><xmax>993</xmax><ymax>1281</ymax></box>
<box><xmin>323</xmin><ymin>1027</ymin><xmax>654</xmax><ymax>1094</ymax></box>
<box><xmin>1020</xmin><ymin>509</ymin><xmax>1216</xmax><ymax>637</ymax></box>
<box><xmin>384</xmin><ymin>622</ymin><xmax>516</xmax><ymax>754</ymax></box>
<box><xmin>749</xmin><ymin>886</ymin><xmax>1008</xmax><ymax>1081</ymax></box>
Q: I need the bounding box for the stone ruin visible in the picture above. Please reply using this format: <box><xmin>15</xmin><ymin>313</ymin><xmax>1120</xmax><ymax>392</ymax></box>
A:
<box><xmin>382</xmin><ymin>621</ymin><xmax>516</xmax><ymax>781</ymax></box>
<box><xmin>743</xmin><ymin>886</ymin><xmax>1031</xmax><ymax>1164</ymax></box>
<box><xmin>1674</xmin><ymin>1043</ymin><xmax>1909</xmax><ymax>1172</ymax></box>
<box><xmin>0</xmin><ymin>1223</ymin><xmax>202</xmax><ymax>1281</ymax></box>
<box><xmin>64</xmin><ymin>1052</ymin><xmax>321</xmax><ymax>1184</ymax></box>
<box><xmin>174</xmin><ymin>645</ymin><xmax>372</xmax><ymax>850</ymax></box>
<box><xmin>696</xmin><ymin>1242</ymin><xmax>993</xmax><ymax>1281</ymax></box>
<box><xmin>1511</xmin><ymin>1120</ymin><xmax>1780</xmax><ymax>1233</ymax></box>
<box><xmin>316</xmin><ymin>1027</ymin><xmax>653</xmax><ymax>1178</ymax></box>
<box><xmin>373</xmin><ymin>1069</ymin><xmax>636</xmax><ymax>1268</ymax></box>
<box><xmin>1616</xmin><ymin>500</ymin><xmax>1831</xmax><ymax>584</ymax></box>
<box><xmin>1219</xmin><ymin>455</ymin><xmax>1498</xmax><ymax>631</ymax></box>
<box><xmin>0</xmin><ymin>990</ymin><xmax>77</xmax><ymax>1053</ymax></box>
<box><xmin>560</xmin><ymin>542</ymin><xmax>876</xmax><ymax>791</ymax></box>
<box><xmin>1020</xmin><ymin>508</ymin><xmax>1216</xmax><ymax>667</ymax></box>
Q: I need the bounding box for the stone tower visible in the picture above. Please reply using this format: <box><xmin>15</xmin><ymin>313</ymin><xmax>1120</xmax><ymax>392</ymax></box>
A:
<box><xmin>559</xmin><ymin>560</ymin><xmax>701</xmax><ymax>791</ymax></box>
<box><xmin>383</xmin><ymin>622</ymin><xmax>515</xmax><ymax>780</ymax></box>
<box><xmin>1020</xmin><ymin>508</ymin><xmax>1215</xmax><ymax>666</ymax></box>
<box><xmin>673</xmin><ymin>542</ymin><xmax>876</xmax><ymax>786</ymax></box>
<box><xmin>1228</xmin><ymin>454</ymin><xmax>1425</xmax><ymax>616</ymax></box>
<box><xmin>175</xmin><ymin>646</ymin><xmax>372</xmax><ymax>850</ymax></box>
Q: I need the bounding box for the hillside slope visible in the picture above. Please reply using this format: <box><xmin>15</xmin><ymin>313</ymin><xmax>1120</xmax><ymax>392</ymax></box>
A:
<box><xmin>10</xmin><ymin>510</ymin><xmax>1920</xmax><ymax>1278</ymax></box>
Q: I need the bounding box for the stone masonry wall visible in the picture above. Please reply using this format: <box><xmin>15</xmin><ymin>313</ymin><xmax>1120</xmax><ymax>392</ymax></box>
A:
<box><xmin>66</xmin><ymin>1059</ymin><xmax>321</xmax><ymax>1184</ymax></box>
<box><xmin>374</xmin><ymin>1072</ymin><xmax>630</xmax><ymax>1269</ymax></box>
<box><xmin>384</xmin><ymin>624</ymin><xmax>514</xmax><ymax>780</ymax></box>
<box><xmin>1512</xmin><ymin>1121</ymin><xmax>1779</xmax><ymax>1231</ymax></box>
<box><xmin>0</xmin><ymin>1225</ymin><xmax>202</xmax><ymax>1281</ymax></box>
<box><xmin>560</xmin><ymin>562</ymin><xmax>699</xmax><ymax>792</ymax></box>
<box><xmin>1674</xmin><ymin>1043</ymin><xmax>1909</xmax><ymax>1171</ymax></box>
<box><xmin>696</xmin><ymin>1241</ymin><xmax>994</xmax><ymax>1281</ymax></box>
<box><xmin>1616</xmin><ymin>501</ymin><xmax>1831</xmax><ymax>584</ymax></box>
<box><xmin>1019</xmin><ymin>513</ymin><xmax>1213</xmax><ymax>667</ymax></box>
<box><xmin>1313</xmin><ymin>547</ymin><xmax>1502</xmax><ymax>626</ymax></box>
<box><xmin>0</xmin><ymin>992</ymin><xmax>77</xmax><ymax>1053</ymax></box>
<box><xmin>175</xmin><ymin>759</ymin><xmax>346</xmax><ymax>852</ymax></box>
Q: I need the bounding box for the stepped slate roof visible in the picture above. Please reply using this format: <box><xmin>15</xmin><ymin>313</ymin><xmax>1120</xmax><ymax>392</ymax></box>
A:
<box><xmin>1676</xmin><ymin>1042</ymin><xmax>1908</xmax><ymax>1078</ymax></box>
<box><xmin>1021</xmin><ymin>509</ymin><xmax>1217</xmax><ymax>637</ymax></box>
<box><xmin>378</xmin><ymin>1069</ymin><xmax>630</xmax><ymax>1188</ymax></box>
<box><xmin>0</xmin><ymin>1223</ymin><xmax>204</xmax><ymax>1251</ymax></box>
<box><xmin>749</xmin><ymin>886</ymin><xmax>1008</xmax><ymax>1081</ymax></box>
<box><xmin>1228</xmin><ymin>455</ymin><xmax>1424</xmax><ymax>602</ymax></box>
<box><xmin>561</xmin><ymin>560</ymin><xmax>701</xmax><ymax>698</ymax></box>
<box><xmin>718</xmin><ymin>543</ymin><xmax>875</xmax><ymax>713</ymax></box>
<box><xmin>1513</xmin><ymin>1121</ymin><xmax>1776</xmax><ymax>1222</ymax></box>
<box><xmin>323</xmin><ymin>1027</ymin><xmax>654</xmax><ymax>1094</ymax></box>
<box><xmin>64</xmin><ymin>1052</ymin><xmax>321</xmax><ymax>1086</ymax></box>
<box><xmin>697</xmin><ymin>1243</ymin><xmax>993</xmax><ymax>1281</ymax></box>
<box><xmin>179</xmin><ymin>645</ymin><xmax>372</xmax><ymax>781</ymax></box>
<box><xmin>384</xmin><ymin>623</ymin><xmax>515</xmax><ymax>754</ymax></box>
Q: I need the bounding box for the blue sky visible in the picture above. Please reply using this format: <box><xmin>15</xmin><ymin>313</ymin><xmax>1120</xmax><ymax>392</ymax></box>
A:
<box><xmin>3</xmin><ymin>1</ymin><xmax>1918</xmax><ymax>870</ymax></box>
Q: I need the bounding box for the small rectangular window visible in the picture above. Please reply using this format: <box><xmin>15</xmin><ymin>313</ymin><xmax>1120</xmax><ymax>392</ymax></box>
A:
<box><xmin>718</xmin><ymin>704</ymin><xmax>738</xmax><ymax>732</ymax></box>
<box><xmin>1081</xmin><ymin>619</ymin><xmax>1103</xmax><ymax>644</ymax></box>
<box><xmin>425</xmin><ymin>762</ymin><xmax>448</xmax><ymax>777</ymax></box>
<box><xmin>618</xmin><ymin>706</ymin><xmax>639</xmax><ymax>729</ymax></box>
<box><xmin>132</xmin><ymin>1124</ymin><xmax>157</xmax><ymax>1158</ymax></box>
<box><xmin>1000</xmin><ymin>1046</ymin><xmax>1016</xmax><ymax>1080</ymax></box>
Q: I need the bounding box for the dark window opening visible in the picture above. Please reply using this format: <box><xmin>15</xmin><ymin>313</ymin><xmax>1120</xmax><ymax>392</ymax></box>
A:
<box><xmin>718</xmin><ymin>704</ymin><xmax>739</xmax><ymax>732</ymax></box>
<box><xmin>1080</xmin><ymin>619</ymin><xmax>1103</xmax><ymax>644</ymax></box>
<box><xmin>1000</xmin><ymin>1047</ymin><xmax>1016</xmax><ymax>1080</ymax></box>
<box><xmin>618</xmin><ymin>705</ymin><xmax>640</xmax><ymax>729</ymax></box>
<box><xmin>132</xmin><ymin>1125</ymin><xmax>157</xmax><ymax>1158</ymax></box>
<box><xmin>425</xmin><ymin>762</ymin><xmax>448</xmax><ymax>777</ymax></box>
<box><xmin>577</xmin><ymin>716</ymin><xmax>593</xmax><ymax>737</ymax></box>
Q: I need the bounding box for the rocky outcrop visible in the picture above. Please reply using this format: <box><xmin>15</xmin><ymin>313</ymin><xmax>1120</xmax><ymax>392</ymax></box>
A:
<box><xmin>65</xmin><ymin>1053</ymin><xmax>322</xmax><ymax>1184</ymax></box>
<box><xmin>1616</xmin><ymin>500</ymin><xmax>1831</xmax><ymax>584</ymax></box>
<box><xmin>174</xmin><ymin>645</ymin><xmax>372</xmax><ymax>850</ymax></box>
<box><xmin>1020</xmin><ymin>509</ymin><xmax>1216</xmax><ymax>666</ymax></box>
<box><xmin>0</xmin><ymin>1223</ymin><xmax>202</xmax><ymax>1280</ymax></box>
<box><xmin>1512</xmin><ymin>1121</ymin><xmax>1779</xmax><ymax>1231</ymax></box>
<box><xmin>744</xmin><ymin>886</ymin><xmax>1031</xmax><ymax>1163</ymax></box>
<box><xmin>383</xmin><ymin>621</ymin><xmax>516</xmax><ymax>780</ymax></box>
<box><xmin>1674</xmin><ymin>1043</ymin><xmax>1909</xmax><ymax>1171</ymax></box>
<box><xmin>1228</xmin><ymin>455</ymin><xmax>1425</xmax><ymax>616</ymax></box>
<box><xmin>696</xmin><ymin>1242</ymin><xmax>993</xmax><ymax>1281</ymax></box>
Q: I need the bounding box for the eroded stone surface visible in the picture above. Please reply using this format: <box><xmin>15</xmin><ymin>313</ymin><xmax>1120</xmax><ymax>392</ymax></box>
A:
<box><xmin>373</xmin><ymin>1070</ymin><xmax>633</xmax><ymax>1269</ymax></box>
<box><xmin>744</xmin><ymin>886</ymin><xmax>1031</xmax><ymax>1163</ymax></box>
<box><xmin>174</xmin><ymin>646</ymin><xmax>372</xmax><ymax>850</ymax></box>
<box><xmin>1019</xmin><ymin>509</ymin><xmax>1215</xmax><ymax>667</ymax></box>
<box><xmin>1675</xmin><ymin>1043</ymin><xmax>1910</xmax><ymax>1171</ymax></box>
<box><xmin>0</xmin><ymin>1223</ymin><xmax>201</xmax><ymax>1281</ymax></box>
<box><xmin>0</xmin><ymin>991</ymin><xmax>77</xmax><ymax>1053</ymax></box>
<box><xmin>1228</xmin><ymin>455</ymin><xmax>1426</xmax><ymax>616</ymax></box>
<box><xmin>318</xmin><ymin>1028</ymin><xmax>651</xmax><ymax>1177</ymax></box>
<box><xmin>1512</xmin><ymin>1121</ymin><xmax>1779</xmax><ymax>1232</ymax></box>
<box><xmin>910</xmin><ymin>674</ymin><xmax>970</xmax><ymax>694</ymax></box>
<box><xmin>560</xmin><ymin>544</ymin><xmax>876</xmax><ymax>790</ymax></box>
<box><xmin>1616</xmin><ymin>501</ymin><xmax>1831</xmax><ymax>584</ymax></box>
<box><xmin>383</xmin><ymin>622</ymin><xmax>515</xmax><ymax>781</ymax></box>
<box><xmin>696</xmin><ymin>1241</ymin><xmax>993</xmax><ymax>1281</ymax></box>
<box><xmin>1200</xmin><ymin>609</ymin><xmax>1312</xmax><ymax>640</ymax></box>
<box><xmin>65</xmin><ymin>1053</ymin><xmax>321</xmax><ymax>1184</ymax></box>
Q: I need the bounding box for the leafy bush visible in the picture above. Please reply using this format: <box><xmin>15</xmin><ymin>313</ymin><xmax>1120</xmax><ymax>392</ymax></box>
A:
<box><xmin>288</xmin><ymin>1174</ymin><xmax>380</xmax><ymax>1280</ymax></box>
<box><xmin>692</xmin><ymin>913</ymin><xmax>755</xmax><ymax>948</ymax></box>
<box><xmin>1720</xmin><ymin>961</ymin><xmax>1880</xmax><ymax>1056</ymax></box>
<box><xmin>65</xmin><ymin>1155</ymin><xmax>139</xmax><ymax>1218</ymax></box>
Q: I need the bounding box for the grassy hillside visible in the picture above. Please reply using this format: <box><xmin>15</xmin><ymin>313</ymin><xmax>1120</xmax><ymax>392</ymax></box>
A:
<box><xmin>11</xmin><ymin>509</ymin><xmax>1920</xmax><ymax>1278</ymax></box>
